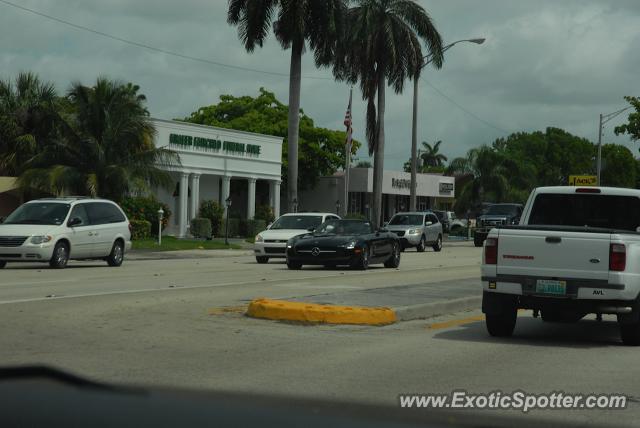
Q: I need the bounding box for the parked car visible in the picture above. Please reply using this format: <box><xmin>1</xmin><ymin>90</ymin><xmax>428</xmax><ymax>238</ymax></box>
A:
<box><xmin>385</xmin><ymin>211</ymin><xmax>443</xmax><ymax>252</ymax></box>
<box><xmin>253</xmin><ymin>212</ymin><xmax>340</xmax><ymax>263</ymax></box>
<box><xmin>433</xmin><ymin>210</ymin><xmax>467</xmax><ymax>233</ymax></box>
<box><xmin>285</xmin><ymin>219</ymin><xmax>400</xmax><ymax>270</ymax></box>
<box><xmin>0</xmin><ymin>197</ymin><xmax>132</xmax><ymax>269</ymax></box>
<box><xmin>474</xmin><ymin>203</ymin><xmax>523</xmax><ymax>247</ymax></box>
<box><xmin>481</xmin><ymin>186</ymin><xmax>640</xmax><ymax>345</ymax></box>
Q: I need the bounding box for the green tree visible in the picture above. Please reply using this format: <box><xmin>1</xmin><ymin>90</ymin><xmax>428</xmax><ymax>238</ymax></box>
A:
<box><xmin>334</xmin><ymin>0</ymin><xmax>443</xmax><ymax>226</ymax></box>
<box><xmin>614</xmin><ymin>96</ymin><xmax>640</xmax><ymax>143</ymax></box>
<box><xmin>18</xmin><ymin>77</ymin><xmax>179</xmax><ymax>201</ymax></box>
<box><xmin>355</xmin><ymin>160</ymin><xmax>372</xmax><ymax>168</ymax></box>
<box><xmin>183</xmin><ymin>88</ymin><xmax>360</xmax><ymax>191</ymax></box>
<box><xmin>0</xmin><ymin>72</ymin><xmax>60</xmax><ymax>176</ymax></box>
<box><xmin>600</xmin><ymin>144</ymin><xmax>636</xmax><ymax>188</ymax></box>
<box><xmin>420</xmin><ymin>140</ymin><xmax>447</xmax><ymax>167</ymax></box>
<box><xmin>227</xmin><ymin>0</ymin><xmax>347</xmax><ymax>212</ymax></box>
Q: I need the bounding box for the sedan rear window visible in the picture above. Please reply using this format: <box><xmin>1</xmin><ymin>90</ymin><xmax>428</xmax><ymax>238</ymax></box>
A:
<box><xmin>529</xmin><ymin>194</ymin><xmax>640</xmax><ymax>231</ymax></box>
<box><xmin>269</xmin><ymin>215</ymin><xmax>323</xmax><ymax>230</ymax></box>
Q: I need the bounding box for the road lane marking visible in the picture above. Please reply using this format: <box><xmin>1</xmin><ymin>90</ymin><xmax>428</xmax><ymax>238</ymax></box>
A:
<box><xmin>427</xmin><ymin>314</ymin><xmax>485</xmax><ymax>330</ymax></box>
<box><xmin>0</xmin><ymin>279</ymin><xmax>78</xmax><ymax>287</ymax></box>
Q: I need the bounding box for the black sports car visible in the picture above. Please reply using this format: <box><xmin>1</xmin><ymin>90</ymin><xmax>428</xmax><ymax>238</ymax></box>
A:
<box><xmin>285</xmin><ymin>219</ymin><xmax>401</xmax><ymax>270</ymax></box>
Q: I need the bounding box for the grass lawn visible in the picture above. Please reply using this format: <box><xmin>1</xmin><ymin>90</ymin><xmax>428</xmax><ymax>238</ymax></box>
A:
<box><xmin>132</xmin><ymin>236</ymin><xmax>241</xmax><ymax>251</ymax></box>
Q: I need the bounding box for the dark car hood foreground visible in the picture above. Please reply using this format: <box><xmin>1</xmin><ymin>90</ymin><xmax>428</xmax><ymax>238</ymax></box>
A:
<box><xmin>293</xmin><ymin>234</ymin><xmax>359</xmax><ymax>248</ymax></box>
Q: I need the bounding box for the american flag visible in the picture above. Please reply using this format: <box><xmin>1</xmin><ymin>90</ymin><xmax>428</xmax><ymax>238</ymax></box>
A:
<box><xmin>344</xmin><ymin>88</ymin><xmax>353</xmax><ymax>146</ymax></box>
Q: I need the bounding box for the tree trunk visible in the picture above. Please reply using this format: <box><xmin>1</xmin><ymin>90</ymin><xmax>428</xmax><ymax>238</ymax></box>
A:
<box><xmin>287</xmin><ymin>40</ymin><xmax>303</xmax><ymax>213</ymax></box>
<box><xmin>372</xmin><ymin>73</ymin><xmax>385</xmax><ymax>228</ymax></box>
<box><xmin>410</xmin><ymin>77</ymin><xmax>418</xmax><ymax>211</ymax></box>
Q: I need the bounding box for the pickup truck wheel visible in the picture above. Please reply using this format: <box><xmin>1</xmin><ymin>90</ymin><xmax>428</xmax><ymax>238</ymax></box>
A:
<box><xmin>255</xmin><ymin>256</ymin><xmax>269</xmax><ymax>264</ymax></box>
<box><xmin>485</xmin><ymin>309</ymin><xmax>517</xmax><ymax>337</ymax></box>
<box><xmin>416</xmin><ymin>236</ymin><xmax>426</xmax><ymax>252</ymax></box>
<box><xmin>620</xmin><ymin>322</ymin><xmax>640</xmax><ymax>346</ymax></box>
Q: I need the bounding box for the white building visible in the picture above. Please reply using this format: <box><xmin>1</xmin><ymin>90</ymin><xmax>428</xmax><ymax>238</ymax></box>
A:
<box><xmin>299</xmin><ymin>168</ymin><xmax>455</xmax><ymax>221</ymax></box>
<box><xmin>151</xmin><ymin>118</ymin><xmax>283</xmax><ymax>237</ymax></box>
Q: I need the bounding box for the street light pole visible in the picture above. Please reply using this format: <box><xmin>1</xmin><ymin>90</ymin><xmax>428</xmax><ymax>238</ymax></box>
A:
<box><xmin>596</xmin><ymin>106</ymin><xmax>632</xmax><ymax>186</ymax></box>
<box><xmin>409</xmin><ymin>38</ymin><xmax>485</xmax><ymax>212</ymax></box>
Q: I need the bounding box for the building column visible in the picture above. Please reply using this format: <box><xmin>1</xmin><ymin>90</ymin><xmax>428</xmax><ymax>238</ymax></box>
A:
<box><xmin>270</xmin><ymin>180</ymin><xmax>281</xmax><ymax>218</ymax></box>
<box><xmin>190</xmin><ymin>173</ymin><xmax>200</xmax><ymax>222</ymax></box>
<box><xmin>221</xmin><ymin>175</ymin><xmax>231</xmax><ymax>216</ymax></box>
<box><xmin>247</xmin><ymin>178</ymin><xmax>256</xmax><ymax>219</ymax></box>
<box><xmin>178</xmin><ymin>172</ymin><xmax>189</xmax><ymax>238</ymax></box>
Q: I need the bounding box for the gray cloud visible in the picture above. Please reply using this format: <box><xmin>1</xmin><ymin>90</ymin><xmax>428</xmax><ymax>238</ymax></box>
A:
<box><xmin>0</xmin><ymin>0</ymin><xmax>637</xmax><ymax>169</ymax></box>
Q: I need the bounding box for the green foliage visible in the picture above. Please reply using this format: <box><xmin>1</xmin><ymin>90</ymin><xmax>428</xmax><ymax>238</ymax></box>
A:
<box><xmin>354</xmin><ymin>161</ymin><xmax>372</xmax><ymax>168</ymax></box>
<box><xmin>129</xmin><ymin>219</ymin><xmax>151</xmax><ymax>240</ymax></box>
<box><xmin>190</xmin><ymin>217</ymin><xmax>212</xmax><ymax>239</ymax></box>
<box><xmin>254</xmin><ymin>204</ymin><xmax>275</xmax><ymax>223</ymax></box>
<box><xmin>183</xmin><ymin>88</ymin><xmax>360</xmax><ymax>191</ymax></box>
<box><xmin>601</xmin><ymin>144</ymin><xmax>636</xmax><ymax>188</ymax></box>
<box><xmin>198</xmin><ymin>200</ymin><xmax>224</xmax><ymax>236</ymax></box>
<box><xmin>345</xmin><ymin>212</ymin><xmax>366</xmax><ymax>220</ymax></box>
<box><xmin>421</xmin><ymin>141</ymin><xmax>447</xmax><ymax>167</ymax></box>
<box><xmin>245</xmin><ymin>219</ymin><xmax>267</xmax><ymax>237</ymax></box>
<box><xmin>120</xmin><ymin>196</ymin><xmax>171</xmax><ymax>236</ymax></box>
<box><xmin>614</xmin><ymin>96</ymin><xmax>640</xmax><ymax>143</ymax></box>
<box><xmin>3</xmin><ymin>75</ymin><xmax>180</xmax><ymax>201</ymax></box>
<box><xmin>221</xmin><ymin>218</ymin><xmax>241</xmax><ymax>238</ymax></box>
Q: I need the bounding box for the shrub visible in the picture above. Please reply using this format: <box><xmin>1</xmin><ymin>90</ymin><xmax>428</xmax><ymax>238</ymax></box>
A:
<box><xmin>199</xmin><ymin>200</ymin><xmax>224</xmax><ymax>236</ymax></box>
<box><xmin>220</xmin><ymin>218</ymin><xmax>241</xmax><ymax>238</ymax></box>
<box><xmin>345</xmin><ymin>212</ymin><xmax>366</xmax><ymax>220</ymax></box>
<box><xmin>245</xmin><ymin>219</ymin><xmax>267</xmax><ymax>237</ymax></box>
<box><xmin>120</xmin><ymin>196</ymin><xmax>171</xmax><ymax>236</ymax></box>
<box><xmin>129</xmin><ymin>219</ymin><xmax>151</xmax><ymax>240</ymax></box>
<box><xmin>190</xmin><ymin>217</ymin><xmax>212</xmax><ymax>239</ymax></box>
<box><xmin>254</xmin><ymin>204</ymin><xmax>275</xmax><ymax>223</ymax></box>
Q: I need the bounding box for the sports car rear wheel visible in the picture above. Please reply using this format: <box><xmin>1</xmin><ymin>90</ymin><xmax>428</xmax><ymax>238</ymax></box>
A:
<box><xmin>384</xmin><ymin>242</ymin><xmax>401</xmax><ymax>268</ymax></box>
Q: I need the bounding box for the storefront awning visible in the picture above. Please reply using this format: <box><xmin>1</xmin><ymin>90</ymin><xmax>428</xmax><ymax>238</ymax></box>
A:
<box><xmin>0</xmin><ymin>177</ymin><xmax>18</xmax><ymax>194</ymax></box>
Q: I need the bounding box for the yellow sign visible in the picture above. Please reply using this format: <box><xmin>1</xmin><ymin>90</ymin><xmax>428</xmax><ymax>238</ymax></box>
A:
<box><xmin>568</xmin><ymin>175</ymin><xmax>597</xmax><ymax>186</ymax></box>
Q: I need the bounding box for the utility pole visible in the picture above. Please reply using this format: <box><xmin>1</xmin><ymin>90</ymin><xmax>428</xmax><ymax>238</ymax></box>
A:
<box><xmin>596</xmin><ymin>113</ymin><xmax>603</xmax><ymax>186</ymax></box>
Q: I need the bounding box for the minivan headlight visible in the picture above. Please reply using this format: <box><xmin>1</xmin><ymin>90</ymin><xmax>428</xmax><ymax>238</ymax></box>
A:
<box><xmin>31</xmin><ymin>235</ymin><xmax>52</xmax><ymax>244</ymax></box>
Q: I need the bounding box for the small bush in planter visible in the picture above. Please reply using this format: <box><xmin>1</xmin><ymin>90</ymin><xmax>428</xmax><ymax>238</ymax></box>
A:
<box><xmin>199</xmin><ymin>200</ymin><xmax>224</xmax><ymax>236</ymax></box>
<box><xmin>190</xmin><ymin>217</ymin><xmax>212</xmax><ymax>239</ymax></box>
<box><xmin>129</xmin><ymin>219</ymin><xmax>152</xmax><ymax>240</ymax></box>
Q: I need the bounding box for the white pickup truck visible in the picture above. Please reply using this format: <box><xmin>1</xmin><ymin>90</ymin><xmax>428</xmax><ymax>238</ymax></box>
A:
<box><xmin>481</xmin><ymin>186</ymin><xmax>640</xmax><ymax>345</ymax></box>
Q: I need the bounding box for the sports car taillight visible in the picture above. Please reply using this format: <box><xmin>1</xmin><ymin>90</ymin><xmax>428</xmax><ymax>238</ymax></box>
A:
<box><xmin>609</xmin><ymin>243</ymin><xmax>626</xmax><ymax>272</ymax></box>
<box><xmin>485</xmin><ymin>237</ymin><xmax>498</xmax><ymax>265</ymax></box>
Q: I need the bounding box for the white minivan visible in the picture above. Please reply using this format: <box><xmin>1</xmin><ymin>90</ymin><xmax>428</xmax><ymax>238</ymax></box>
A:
<box><xmin>0</xmin><ymin>197</ymin><xmax>132</xmax><ymax>269</ymax></box>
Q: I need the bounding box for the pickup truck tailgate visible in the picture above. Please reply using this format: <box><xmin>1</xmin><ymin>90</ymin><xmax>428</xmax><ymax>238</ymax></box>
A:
<box><xmin>496</xmin><ymin>228</ymin><xmax>610</xmax><ymax>280</ymax></box>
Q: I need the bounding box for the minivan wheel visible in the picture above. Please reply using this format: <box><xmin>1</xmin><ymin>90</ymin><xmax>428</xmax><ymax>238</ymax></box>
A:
<box><xmin>107</xmin><ymin>240</ymin><xmax>124</xmax><ymax>267</ymax></box>
<box><xmin>49</xmin><ymin>241</ymin><xmax>69</xmax><ymax>269</ymax></box>
<box><xmin>0</xmin><ymin>261</ymin><xmax>6</xmax><ymax>269</ymax></box>
<box><xmin>620</xmin><ymin>321</ymin><xmax>640</xmax><ymax>346</ymax></box>
<box><xmin>416</xmin><ymin>236</ymin><xmax>426</xmax><ymax>252</ymax></box>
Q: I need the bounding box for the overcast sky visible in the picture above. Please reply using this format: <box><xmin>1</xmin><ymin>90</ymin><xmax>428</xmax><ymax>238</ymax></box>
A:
<box><xmin>1</xmin><ymin>0</ymin><xmax>638</xmax><ymax>169</ymax></box>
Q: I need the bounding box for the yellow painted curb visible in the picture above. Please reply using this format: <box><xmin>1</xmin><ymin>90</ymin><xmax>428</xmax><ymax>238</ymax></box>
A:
<box><xmin>246</xmin><ymin>298</ymin><xmax>397</xmax><ymax>325</ymax></box>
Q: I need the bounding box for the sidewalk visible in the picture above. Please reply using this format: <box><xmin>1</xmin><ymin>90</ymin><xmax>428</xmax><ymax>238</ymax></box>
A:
<box><xmin>250</xmin><ymin>277</ymin><xmax>481</xmax><ymax>324</ymax></box>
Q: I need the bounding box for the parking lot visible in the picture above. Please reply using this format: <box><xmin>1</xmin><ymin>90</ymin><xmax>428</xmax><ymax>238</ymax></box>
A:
<box><xmin>1</xmin><ymin>243</ymin><xmax>639</xmax><ymax>426</ymax></box>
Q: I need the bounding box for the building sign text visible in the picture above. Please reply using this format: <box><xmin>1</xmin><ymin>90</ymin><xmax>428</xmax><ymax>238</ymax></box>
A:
<box><xmin>169</xmin><ymin>133</ymin><xmax>261</xmax><ymax>156</ymax></box>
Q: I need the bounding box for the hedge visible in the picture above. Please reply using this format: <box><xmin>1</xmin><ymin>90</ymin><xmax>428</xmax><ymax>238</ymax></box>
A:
<box><xmin>199</xmin><ymin>200</ymin><xmax>224</xmax><ymax>236</ymax></box>
<box><xmin>220</xmin><ymin>218</ymin><xmax>241</xmax><ymax>238</ymax></box>
<box><xmin>120</xmin><ymin>196</ymin><xmax>171</xmax><ymax>236</ymax></box>
<box><xmin>190</xmin><ymin>217</ymin><xmax>212</xmax><ymax>239</ymax></box>
<box><xmin>129</xmin><ymin>219</ymin><xmax>152</xmax><ymax>240</ymax></box>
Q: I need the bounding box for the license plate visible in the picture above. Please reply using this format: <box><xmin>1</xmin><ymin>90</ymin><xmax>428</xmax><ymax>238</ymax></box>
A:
<box><xmin>535</xmin><ymin>279</ymin><xmax>566</xmax><ymax>295</ymax></box>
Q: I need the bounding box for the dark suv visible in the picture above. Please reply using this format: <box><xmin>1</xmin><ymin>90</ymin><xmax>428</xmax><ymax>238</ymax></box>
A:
<box><xmin>474</xmin><ymin>203</ymin><xmax>523</xmax><ymax>247</ymax></box>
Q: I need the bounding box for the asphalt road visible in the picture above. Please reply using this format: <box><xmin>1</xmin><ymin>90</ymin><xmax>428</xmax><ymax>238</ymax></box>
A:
<box><xmin>0</xmin><ymin>244</ymin><xmax>638</xmax><ymax>427</ymax></box>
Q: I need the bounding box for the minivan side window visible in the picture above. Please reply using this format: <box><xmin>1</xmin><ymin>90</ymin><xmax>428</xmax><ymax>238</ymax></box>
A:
<box><xmin>69</xmin><ymin>204</ymin><xmax>90</xmax><ymax>226</ymax></box>
<box><xmin>86</xmin><ymin>203</ymin><xmax>126</xmax><ymax>225</ymax></box>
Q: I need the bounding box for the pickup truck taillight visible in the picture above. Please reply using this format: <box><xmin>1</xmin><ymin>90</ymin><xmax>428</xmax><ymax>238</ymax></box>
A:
<box><xmin>485</xmin><ymin>237</ymin><xmax>498</xmax><ymax>264</ymax></box>
<box><xmin>609</xmin><ymin>243</ymin><xmax>626</xmax><ymax>271</ymax></box>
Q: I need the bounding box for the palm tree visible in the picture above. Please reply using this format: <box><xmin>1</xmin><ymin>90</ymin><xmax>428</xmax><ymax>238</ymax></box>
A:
<box><xmin>334</xmin><ymin>0</ymin><xmax>443</xmax><ymax>226</ymax></box>
<box><xmin>420</xmin><ymin>140</ymin><xmax>447</xmax><ymax>167</ymax></box>
<box><xmin>0</xmin><ymin>72</ymin><xmax>59</xmax><ymax>176</ymax></box>
<box><xmin>18</xmin><ymin>78</ymin><xmax>179</xmax><ymax>201</ymax></box>
<box><xmin>227</xmin><ymin>0</ymin><xmax>346</xmax><ymax>212</ymax></box>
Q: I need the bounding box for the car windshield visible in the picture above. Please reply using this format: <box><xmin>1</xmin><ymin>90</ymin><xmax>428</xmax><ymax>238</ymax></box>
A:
<box><xmin>315</xmin><ymin>220</ymin><xmax>372</xmax><ymax>235</ymax></box>
<box><xmin>485</xmin><ymin>205</ymin><xmax>519</xmax><ymax>216</ymax></box>
<box><xmin>388</xmin><ymin>214</ymin><xmax>423</xmax><ymax>225</ymax></box>
<box><xmin>269</xmin><ymin>215</ymin><xmax>323</xmax><ymax>230</ymax></box>
<box><xmin>3</xmin><ymin>202</ymin><xmax>70</xmax><ymax>225</ymax></box>
<box><xmin>529</xmin><ymin>194</ymin><xmax>640</xmax><ymax>231</ymax></box>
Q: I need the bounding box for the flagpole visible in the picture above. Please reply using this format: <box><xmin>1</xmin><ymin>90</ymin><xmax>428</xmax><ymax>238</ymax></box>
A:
<box><xmin>344</xmin><ymin>87</ymin><xmax>353</xmax><ymax>218</ymax></box>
